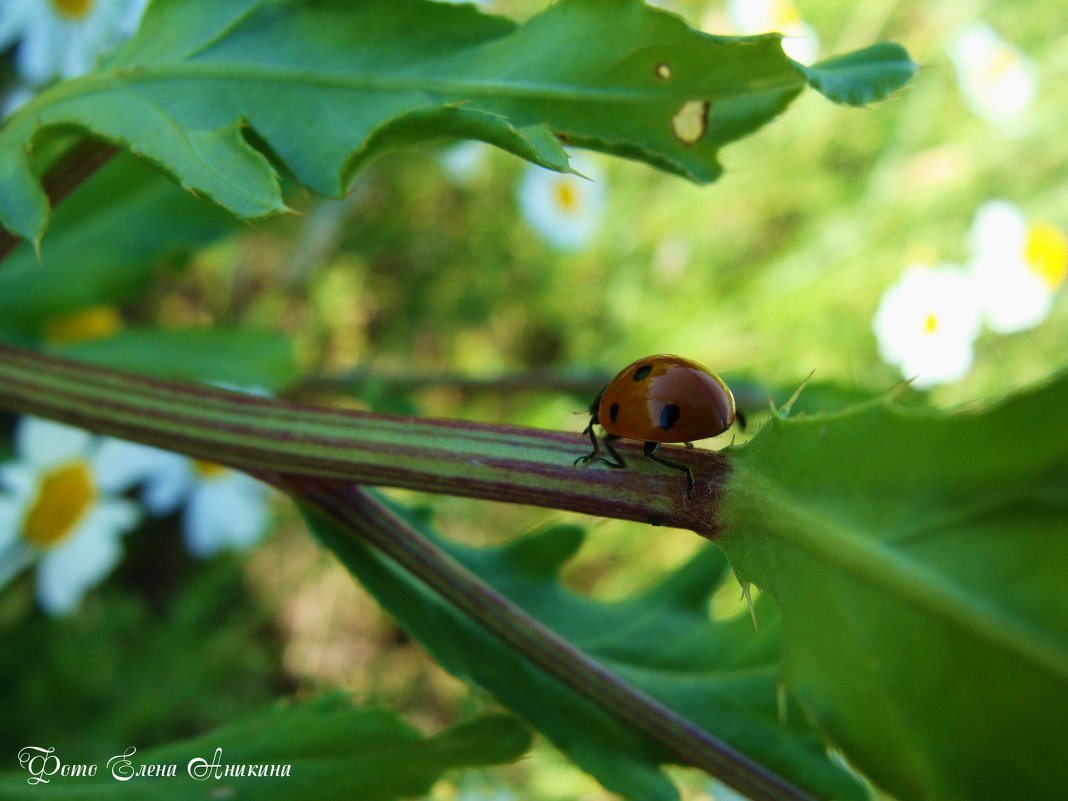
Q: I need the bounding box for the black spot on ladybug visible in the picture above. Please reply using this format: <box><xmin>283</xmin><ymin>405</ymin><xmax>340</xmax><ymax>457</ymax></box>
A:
<box><xmin>633</xmin><ymin>364</ymin><xmax>653</xmax><ymax>381</ymax></box>
<box><xmin>659</xmin><ymin>403</ymin><xmax>680</xmax><ymax>431</ymax></box>
<box><xmin>609</xmin><ymin>402</ymin><xmax>620</xmax><ymax>423</ymax></box>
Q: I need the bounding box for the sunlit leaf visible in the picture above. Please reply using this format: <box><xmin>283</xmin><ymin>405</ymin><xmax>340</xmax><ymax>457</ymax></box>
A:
<box><xmin>719</xmin><ymin>371</ymin><xmax>1068</xmax><ymax>801</ymax></box>
<box><xmin>0</xmin><ymin>0</ymin><xmax>914</xmax><ymax>244</ymax></box>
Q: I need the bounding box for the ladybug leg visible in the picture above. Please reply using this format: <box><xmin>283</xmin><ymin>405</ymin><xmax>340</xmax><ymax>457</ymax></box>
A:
<box><xmin>735</xmin><ymin>409</ymin><xmax>747</xmax><ymax>431</ymax></box>
<box><xmin>575</xmin><ymin>431</ymin><xmax>626</xmax><ymax>469</ymax></box>
<box><xmin>597</xmin><ymin>434</ymin><xmax>626</xmax><ymax>469</ymax></box>
<box><xmin>684</xmin><ymin>441</ymin><xmax>694</xmax><ymax>449</ymax></box>
<box><xmin>574</xmin><ymin>418</ymin><xmax>602</xmax><ymax>465</ymax></box>
<box><xmin>643</xmin><ymin>441</ymin><xmax>695</xmax><ymax>498</ymax></box>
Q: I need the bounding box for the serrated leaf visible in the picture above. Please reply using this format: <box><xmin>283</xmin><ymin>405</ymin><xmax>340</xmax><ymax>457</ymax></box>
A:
<box><xmin>50</xmin><ymin>327</ymin><xmax>298</xmax><ymax>392</ymax></box>
<box><xmin>793</xmin><ymin>42</ymin><xmax>917</xmax><ymax>106</ymax></box>
<box><xmin>307</xmin><ymin>509</ymin><xmax>869</xmax><ymax>801</ymax></box>
<box><xmin>0</xmin><ymin>695</ymin><xmax>530</xmax><ymax>800</ymax></box>
<box><xmin>0</xmin><ymin>0</ymin><xmax>914</xmax><ymax>244</ymax></box>
<box><xmin>718</xmin><ymin>372</ymin><xmax>1068</xmax><ymax>801</ymax></box>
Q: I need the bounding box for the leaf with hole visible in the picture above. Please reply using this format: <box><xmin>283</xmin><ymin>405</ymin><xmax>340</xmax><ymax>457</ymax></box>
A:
<box><xmin>0</xmin><ymin>0</ymin><xmax>915</xmax><ymax>245</ymax></box>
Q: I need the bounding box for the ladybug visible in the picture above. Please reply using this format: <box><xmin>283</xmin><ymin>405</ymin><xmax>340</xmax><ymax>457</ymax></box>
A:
<box><xmin>575</xmin><ymin>354</ymin><xmax>738</xmax><ymax>497</ymax></box>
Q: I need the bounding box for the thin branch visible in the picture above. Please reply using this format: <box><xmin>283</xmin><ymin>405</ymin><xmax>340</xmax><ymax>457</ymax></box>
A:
<box><xmin>0</xmin><ymin>139</ymin><xmax>117</xmax><ymax>263</ymax></box>
<box><xmin>0</xmin><ymin>343</ymin><xmax>728</xmax><ymax>537</ymax></box>
<box><xmin>282</xmin><ymin>480</ymin><xmax>816</xmax><ymax>801</ymax></box>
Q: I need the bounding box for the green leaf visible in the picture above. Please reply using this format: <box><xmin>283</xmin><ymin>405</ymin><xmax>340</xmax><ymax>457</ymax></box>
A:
<box><xmin>0</xmin><ymin>0</ymin><xmax>914</xmax><ymax>244</ymax></box>
<box><xmin>718</xmin><ymin>372</ymin><xmax>1068</xmax><ymax>801</ymax></box>
<box><xmin>792</xmin><ymin>42</ymin><xmax>917</xmax><ymax>106</ymax></box>
<box><xmin>307</xmin><ymin>508</ymin><xmax>869</xmax><ymax>801</ymax></box>
<box><xmin>0</xmin><ymin>695</ymin><xmax>530</xmax><ymax>800</ymax></box>
<box><xmin>49</xmin><ymin>327</ymin><xmax>298</xmax><ymax>392</ymax></box>
<box><xmin>0</xmin><ymin>154</ymin><xmax>234</xmax><ymax>333</ymax></box>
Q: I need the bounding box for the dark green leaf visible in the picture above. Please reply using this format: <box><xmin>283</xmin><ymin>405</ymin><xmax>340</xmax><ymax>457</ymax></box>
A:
<box><xmin>0</xmin><ymin>696</ymin><xmax>529</xmax><ymax>800</ymax></box>
<box><xmin>308</xmin><ymin>508</ymin><xmax>868</xmax><ymax>801</ymax></box>
<box><xmin>793</xmin><ymin>42</ymin><xmax>917</xmax><ymax>106</ymax></box>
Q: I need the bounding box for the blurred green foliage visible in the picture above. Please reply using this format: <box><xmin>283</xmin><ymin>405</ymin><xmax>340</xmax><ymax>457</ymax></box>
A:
<box><xmin>0</xmin><ymin>545</ymin><xmax>288</xmax><ymax>758</ymax></box>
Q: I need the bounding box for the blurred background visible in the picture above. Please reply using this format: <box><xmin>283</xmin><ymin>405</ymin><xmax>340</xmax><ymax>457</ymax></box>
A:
<box><xmin>0</xmin><ymin>0</ymin><xmax>1065</xmax><ymax>799</ymax></box>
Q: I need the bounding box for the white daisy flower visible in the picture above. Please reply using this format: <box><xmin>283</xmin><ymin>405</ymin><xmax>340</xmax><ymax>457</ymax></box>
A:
<box><xmin>517</xmin><ymin>153</ymin><xmax>605</xmax><ymax>252</ymax></box>
<box><xmin>0</xmin><ymin>417</ymin><xmax>140</xmax><ymax>615</ymax></box>
<box><xmin>873</xmin><ymin>264</ymin><xmax>983</xmax><ymax>388</ymax></box>
<box><xmin>725</xmin><ymin>0</ymin><xmax>820</xmax><ymax>65</ymax></box>
<box><xmin>94</xmin><ymin>440</ymin><xmax>271</xmax><ymax>558</ymax></box>
<box><xmin>949</xmin><ymin>23</ymin><xmax>1037</xmax><ymax>126</ymax></box>
<box><xmin>967</xmin><ymin>200</ymin><xmax>1066</xmax><ymax>334</ymax></box>
<box><xmin>0</xmin><ymin>0</ymin><xmax>148</xmax><ymax>91</ymax></box>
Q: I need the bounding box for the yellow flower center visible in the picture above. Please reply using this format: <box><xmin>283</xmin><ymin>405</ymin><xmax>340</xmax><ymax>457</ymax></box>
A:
<box><xmin>23</xmin><ymin>461</ymin><xmax>96</xmax><ymax>549</ymax></box>
<box><xmin>1025</xmin><ymin>222</ymin><xmax>1068</xmax><ymax>289</ymax></box>
<box><xmin>923</xmin><ymin>313</ymin><xmax>939</xmax><ymax>334</ymax></box>
<box><xmin>50</xmin><ymin>0</ymin><xmax>96</xmax><ymax>19</ymax></box>
<box><xmin>553</xmin><ymin>180</ymin><xmax>580</xmax><ymax>214</ymax></box>
<box><xmin>44</xmin><ymin>306</ymin><xmax>123</xmax><ymax>345</ymax></box>
<box><xmin>772</xmin><ymin>0</ymin><xmax>802</xmax><ymax>27</ymax></box>
<box><xmin>192</xmin><ymin>460</ymin><xmax>229</xmax><ymax>480</ymax></box>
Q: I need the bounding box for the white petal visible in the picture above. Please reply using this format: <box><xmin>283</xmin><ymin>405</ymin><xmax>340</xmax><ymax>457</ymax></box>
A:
<box><xmin>92</xmin><ymin>497</ymin><xmax>142</xmax><ymax>533</ymax></box>
<box><xmin>141</xmin><ymin>459</ymin><xmax>196</xmax><ymax>515</ymax></box>
<box><xmin>0</xmin><ymin>497</ymin><xmax>24</xmax><ymax>551</ymax></box>
<box><xmin>16</xmin><ymin>416</ymin><xmax>93</xmax><ymax>468</ymax></box>
<box><xmin>118</xmin><ymin>0</ymin><xmax>151</xmax><ymax>36</ymax></box>
<box><xmin>0</xmin><ymin>0</ymin><xmax>33</xmax><ymax>51</ymax></box>
<box><xmin>726</xmin><ymin>0</ymin><xmax>775</xmax><ymax>33</ymax></box>
<box><xmin>900</xmin><ymin>336</ymin><xmax>975</xmax><ymax>389</ymax></box>
<box><xmin>16</xmin><ymin>12</ymin><xmax>63</xmax><ymax>86</ymax></box>
<box><xmin>0</xmin><ymin>538</ymin><xmax>34</xmax><ymax>590</ymax></box>
<box><xmin>35</xmin><ymin>503</ymin><xmax>135</xmax><ymax>616</ymax></box>
<box><xmin>950</xmin><ymin>23</ymin><xmax>1037</xmax><ymax>124</ymax></box>
<box><xmin>0</xmin><ymin>462</ymin><xmax>38</xmax><ymax>497</ymax></box>
<box><xmin>183</xmin><ymin>477</ymin><xmax>270</xmax><ymax>557</ymax></box>
<box><xmin>92</xmin><ymin>438</ymin><xmax>189</xmax><ymax>504</ymax></box>
<box><xmin>969</xmin><ymin>200</ymin><xmax>1026</xmax><ymax>258</ymax></box>
<box><xmin>971</xmin><ymin>256</ymin><xmax>1052</xmax><ymax>333</ymax></box>
<box><xmin>60</xmin><ymin>23</ymin><xmax>95</xmax><ymax>79</ymax></box>
<box><xmin>781</xmin><ymin>21</ymin><xmax>819</xmax><ymax>65</ymax></box>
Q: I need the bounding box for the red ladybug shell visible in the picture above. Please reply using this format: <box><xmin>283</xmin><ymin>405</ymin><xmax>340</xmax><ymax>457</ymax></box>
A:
<box><xmin>595</xmin><ymin>355</ymin><xmax>735</xmax><ymax>443</ymax></box>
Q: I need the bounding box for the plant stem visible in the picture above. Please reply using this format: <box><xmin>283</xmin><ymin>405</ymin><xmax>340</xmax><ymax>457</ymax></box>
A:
<box><xmin>285</xmin><ymin>480</ymin><xmax>816</xmax><ymax>801</ymax></box>
<box><xmin>0</xmin><ymin>343</ymin><xmax>727</xmax><ymax>536</ymax></box>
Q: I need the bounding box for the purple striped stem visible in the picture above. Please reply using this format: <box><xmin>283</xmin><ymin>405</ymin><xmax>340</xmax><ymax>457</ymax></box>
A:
<box><xmin>0</xmin><ymin>344</ymin><xmax>729</xmax><ymax>537</ymax></box>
